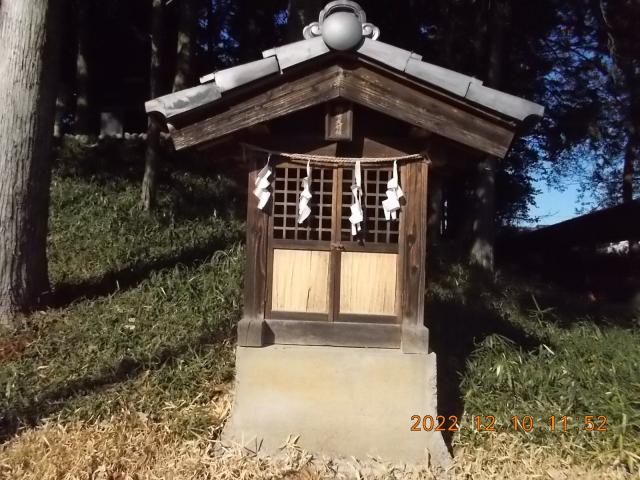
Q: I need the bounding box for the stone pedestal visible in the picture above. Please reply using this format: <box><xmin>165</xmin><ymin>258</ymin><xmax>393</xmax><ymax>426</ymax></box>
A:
<box><xmin>221</xmin><ymin>345</ymin><xmax>451</xmax><ymax>468</ymax></box>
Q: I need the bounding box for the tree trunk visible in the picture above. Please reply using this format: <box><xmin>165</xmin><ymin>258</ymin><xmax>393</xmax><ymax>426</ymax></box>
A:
<box><xmin>472</xmin><ymin>0</ymin><xmax>488</xmax><ymax>75</ymax></box>
<box><xmin>427</xmin><ymin>173</ymin><xmax>443</xmax><ymax>248</ymax></box>
<box><xmin>598</xmin><ymin>1</ymin><xmax>639</xmax><ymax>256</ymax></box>
<box><xmin>469</xmin><ymin>0</ymin><xmax>510</xmax><ymax>271</ymax></box>
<box><xmin>622</xmin><ymin>92</ymin><xmax>639</xmax><ymax>257</ymax></box>
<box><xmin>54</xmin><ymin>81</ymin><xmax>73</xmax><ymax>138</ymax></box>
<box><xmin>207</xmin><ymin>0</ymin><xmax>217</xmax><ymax>65</ymax></box>
<box><xmin>435</xmin><ymin>0</ymin><xmax>455</xmax><ymax>69</ymax></box>
<box><xmin>141</xmin><ymin>0</ymin><xmax>165</xmax><ymax>211</ymax></box>
<box><xmin>0</xmin><ymin>0</ymin><xmax>61</xmax><ymax>327</ymax></box>
<box><xmin>173</xmin><ymin>0</ymin><xmax>197</xmax><ymax>92</ymax></box>
<box><xmin>286</xmin><ymin>0</ymin><xmax>323</xmax><ymax>42</ymax></box>
<box><xmin>486</xmin><ymin>0</ymin><xmax>507</xmax><ymax>90</ymax></box>
<box><xmin>142</xmin><ymin>116</ymin><xmax>163</xmax><ymax>211</ymax></box>
<box><xmin>74</xmin><ymin>0</ymin><xmax>91</xmax><ymax>135</ymax></box>
<box><xmin>470</xmin><ymin>156</ymin><xmax>498</xmax><ymax>270</ymax></box>
<box><xmin>622</xmin><ymin>127</ymin><xmax>637</xmax><ymax>203</ymax></box>
<box><xmin>620</xmin><ymin>63</ymin><xmax>640</xmax><ymax>204</ymax></box>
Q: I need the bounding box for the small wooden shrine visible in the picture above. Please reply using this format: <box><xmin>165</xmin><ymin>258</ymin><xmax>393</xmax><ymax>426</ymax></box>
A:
<box><xmin>146</xmin><ymin>0</ymin><xmax>543</xmax><ymax>465</ymax></box>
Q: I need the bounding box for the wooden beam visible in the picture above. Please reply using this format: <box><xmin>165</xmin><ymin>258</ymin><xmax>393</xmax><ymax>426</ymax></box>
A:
<box><xmin>172</xmin><ymin>66</ymin><xmax>343</xmax><ymax>150</ymax></box>
<box><xmin>244</xmin><ymin>135</ymin><xmax>430</xmax><ymax>158</ymax></box>
<box><xmin>340</xmin><ymin>65</ymin><xmax>515</xmax><ymax>158</ymax></box>
<box><xmin>423</xmin><ymin>138</ymin><xmax>483</xmax><ymax>173</ymax></box>
<box><xmin>170</xmin><ymin>62</ymin><xmax>517</xmax><ymax>157</ymax></box>
<box><xmin>263</xmin><ymin>319</ymin><xmax>401</xmax><ymax>349</ymax></box>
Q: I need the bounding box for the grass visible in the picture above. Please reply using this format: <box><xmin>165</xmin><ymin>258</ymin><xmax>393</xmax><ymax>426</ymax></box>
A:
<box><xmin>1</xmin><ymin>138</ymin><xmax>244</xmax><ymax>443</ymax></box>
<box><xmin>458</xmin><ymin>308</ymin><xmax>640</xmax><ymax>469</ymax></box>
<box><xmin>0</xmin><ymin>394</ymin><xmax>634</xmax><ymax>479</ymax></box>
<box><xmin>0</xmin><ymin>139</ymin><xmax>639</xmax><ymax>478</ymax></box>
<box><xmin>428</xmin><ymin>260</ymin><xmax>640</xmax><ymax>472</ymax></box>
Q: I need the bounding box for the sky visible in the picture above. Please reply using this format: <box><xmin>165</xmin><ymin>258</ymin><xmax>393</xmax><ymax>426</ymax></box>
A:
<box><xmin>528</xmin><ymin>180</ymin><xmax>582</xmax><ymax>226</ymax></box>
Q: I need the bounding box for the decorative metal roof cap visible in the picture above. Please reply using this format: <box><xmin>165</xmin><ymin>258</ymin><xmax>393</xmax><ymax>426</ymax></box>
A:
<box><xmin>303</xmin><ymin>1</ymin><xmax>380</xmax><ymax>51</ymax></box>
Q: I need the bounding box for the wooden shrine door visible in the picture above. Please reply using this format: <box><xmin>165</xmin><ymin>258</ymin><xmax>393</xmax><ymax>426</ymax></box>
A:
<box><xmin>266</xmin><ymin>162</ymin><xmax>401</xmax><ymax>324</ymax></box>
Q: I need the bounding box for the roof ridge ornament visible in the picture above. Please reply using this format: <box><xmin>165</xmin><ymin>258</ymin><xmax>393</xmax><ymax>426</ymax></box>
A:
<box><xmin>303</xmin><ymin>1</ymin><xmax>380</xmax><ymax>51</ymax></box>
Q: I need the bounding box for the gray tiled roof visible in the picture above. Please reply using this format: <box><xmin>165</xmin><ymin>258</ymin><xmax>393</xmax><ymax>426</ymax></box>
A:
<box><xmin>146</xmin><ymin>37</ymin><xmax>544</xmax><ymax>126</ymax></box>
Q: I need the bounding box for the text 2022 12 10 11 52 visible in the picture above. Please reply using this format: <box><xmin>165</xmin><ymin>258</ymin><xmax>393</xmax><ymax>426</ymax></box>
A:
<box><xmin>410</xmin><ymin>415</ymin><xmax>608</xmax><ymax>433</ymax></box>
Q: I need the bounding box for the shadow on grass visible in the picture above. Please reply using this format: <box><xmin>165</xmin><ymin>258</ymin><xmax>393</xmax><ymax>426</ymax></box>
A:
<box><xmin>47</xmin><ymin>236</ymin><xmax>240</xmax><ymax>309</ymax></box>
<box><xmin>500</xmin><ymin>243</ymin><xmax>640</xmax><ymax>328</ymax></box>
<box><xmin>0</xmin><ymin>323</ymin><xmax>235</xmax><ymax>443</ymax></box>
<box><xmin>427</xmin><ymin>266</ymin><xmax>546</xmax><ymax>449</ymax></box>
<box><xmin>1</xmin><ymin>226</ymin><xmax>243</xmax><ymax>442</ymax></box>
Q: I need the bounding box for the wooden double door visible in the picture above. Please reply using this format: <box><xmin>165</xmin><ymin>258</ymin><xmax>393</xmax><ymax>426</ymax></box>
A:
<box><xmin>265</xmin><ymin>162</ymin><xmax>401</xmax><ymax>324</ymax></box>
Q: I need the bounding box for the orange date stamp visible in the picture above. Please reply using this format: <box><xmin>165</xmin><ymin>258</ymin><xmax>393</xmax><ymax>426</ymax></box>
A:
<box><xmin>410</xmin><ymin>415</ymin><xmax>608</xmax><ymax>433</ymax></box>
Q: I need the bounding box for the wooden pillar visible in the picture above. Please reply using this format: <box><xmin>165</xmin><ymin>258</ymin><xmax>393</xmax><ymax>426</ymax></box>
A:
<box><xmin>399</xmin><ymin>159</ymin><xmax>430</xmax><ymax>353</ymax></box>
<box><xmin>238</xmin><ymin>150</ymin><xmax>269</xmax><ymax>346</ymax></box>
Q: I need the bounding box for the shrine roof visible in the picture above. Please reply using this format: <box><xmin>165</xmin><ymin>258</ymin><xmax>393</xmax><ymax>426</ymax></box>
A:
<box><xmin>145</xmin><ymin>1</ymin><xmax>544</xmax><ymax>158</ymax></box>
<box><xmin>147</xmin><ymin>34</ymin><xmax>543</xmax><ymax>123</ymax></box>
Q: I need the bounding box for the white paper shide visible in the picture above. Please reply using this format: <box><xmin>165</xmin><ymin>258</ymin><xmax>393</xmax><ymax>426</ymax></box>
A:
<box><xmin>349</xmin><ymin>160</ymin><xmax>364</xmax><ymax>236</ymax></box>
<box><xmin>382</xmin><ymin>160</ymin><xmax>404</xmax><ymax>220</ymax></box>
<box><xmin>298</xmin><ymin>160</ymin><xmax>313</xmax><ymax>224</ymax></box>
<box><xmin>253</xmin><ymin>156</ymin><xmax>272</xmax><ymax>210</ymax></box>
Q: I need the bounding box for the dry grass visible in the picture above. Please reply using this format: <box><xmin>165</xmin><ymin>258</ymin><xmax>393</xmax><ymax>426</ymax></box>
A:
<box><xmin>1</xmin><ymin>389</ymin><xmax>636</xmax><ymax>480</ymax></box>
<box><xmin>449</xmin><ymin>437</ymin><xmax>637</xmax><ymax>480</ymax></box>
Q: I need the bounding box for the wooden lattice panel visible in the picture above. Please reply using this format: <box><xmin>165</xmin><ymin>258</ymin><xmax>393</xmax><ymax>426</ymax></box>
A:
<box><xmin>340</xmin><ymin>167</ymin><xmax>400</xmax><ymax>243</ymax></box>
<box><xmin>272</xmin><ymin>165</ymin><xmax>332</xmax><ymax>241</ymax></box>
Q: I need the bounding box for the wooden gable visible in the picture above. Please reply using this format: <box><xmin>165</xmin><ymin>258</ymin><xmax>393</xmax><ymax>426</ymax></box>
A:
<box><xmin>167</xmin><ymin>58</ymin><xmax>518</xmax><ymax>158</ymax></box>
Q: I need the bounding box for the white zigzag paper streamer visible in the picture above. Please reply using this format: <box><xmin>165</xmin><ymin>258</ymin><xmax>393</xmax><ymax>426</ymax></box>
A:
<box><xmin>349</xmin><ymin>160</ymin><xmax>364</xmax><ymax>236</ymax></box>
<box><xmin>298</xmin><ymin>160</ymin><xmax>312</xmax><ymax>224</ymax></box>
<box><xmin>253</xmin><ymin>154</ymin><xmax>272</xmax><ymax>210</ymax></box>
<box><xmin>382</xmin><ymin>160</ymin><xmax>404</xmax><ymax>220</ymax></box>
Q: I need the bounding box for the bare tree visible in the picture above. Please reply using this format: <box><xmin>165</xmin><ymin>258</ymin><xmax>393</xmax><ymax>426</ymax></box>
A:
<box><xmin>141</xmin><ymin>0</ymin><xmax>166</xmax><ymax>211</ymax></box>
<box><xmin>599</xmin><ymin>0</ymin><xmax>639</xmax><ymax>204</ymax></box>
<box><xmin>0</xmin><ymin>0</ymin><xmax>61</xmax><ymax>327</ymax></box>
<box><xmin>286</xmin><ymin>0</ymin><xmax>323</xmax><ymax>42</ymax></box>
<box><xmin>599</xmin><ymin>0</ymin><xmax>640</xmax><ymax>257</ymax></box>
<box><xmin>142</xmin><ymin>0</ymin><xmax>199</xmax><ymax>211</ymax></box>
<box><xmin>74</xmin><ymin>0</ymin><xmax>92</xmax><ymax>134</ymax></box>
<box><xmin>54</xmin><ymin>82</ymin><xmax>73</xmax><ymax>138</ymax></box>
<box><xmin>469</xmin><ymin>0</ymin><xmax>510</xmax><ymax>271</ymax></box>
<box><xmin>173</xmin><ymin>0</ymin><xmax>198</xmax><ymax>92</ymax></box>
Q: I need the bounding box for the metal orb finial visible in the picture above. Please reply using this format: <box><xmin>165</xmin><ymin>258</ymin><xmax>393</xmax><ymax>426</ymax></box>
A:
<box><xmin>303</xmin><ymin>1</ymin><xmax>380</xmax><ymax>50</ymax></box>
<box><xmin>322</xmin><ymin>11</ymin><xmax>363</xmax><ymax>51</ymax></box>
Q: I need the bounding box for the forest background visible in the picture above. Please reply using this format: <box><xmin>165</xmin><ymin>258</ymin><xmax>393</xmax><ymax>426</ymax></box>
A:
<box><xmin>53</xmin><ymin>0</ymin><xmax>640</xmax><ymax>225</ymax></box>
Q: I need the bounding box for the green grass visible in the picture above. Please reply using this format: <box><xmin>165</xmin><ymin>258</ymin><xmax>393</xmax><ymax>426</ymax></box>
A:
<box><xmin>428</xmin><ymin>261</ymin><xmax>640</xmax><ymax>471</ymax></box>
<box><xmin>1</xmin><ymin>140</ymin><xmax>244</xmax><ymax>440</ymax></box>
<box><xmin>49</xmin><ymin>137</ymin><xmax>244</xmax><ymax>284</ymax></box>
<box><xmin>0</xmin><ymin>140</ymin><xmax>638</xmax><ymax>474</ymax></box>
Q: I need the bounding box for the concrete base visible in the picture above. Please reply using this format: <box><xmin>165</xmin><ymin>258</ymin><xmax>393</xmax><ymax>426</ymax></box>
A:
<box><xmin>221</xmin><ymin>345</ymin><xmax>451</xmax><ymax>468</ymax></box>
